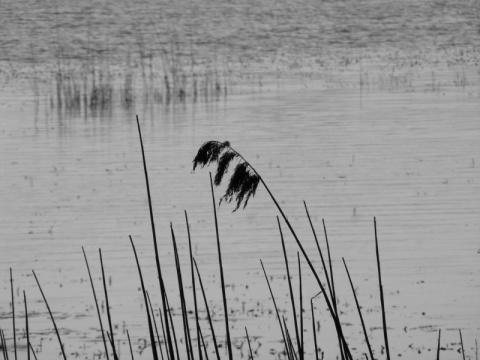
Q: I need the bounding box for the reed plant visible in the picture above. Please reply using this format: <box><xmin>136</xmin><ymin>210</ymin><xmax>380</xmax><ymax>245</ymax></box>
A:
<box><xmin>1</xmin><ymin>120</ymin><xmax>476</xmax><ymax>360</ymax></box>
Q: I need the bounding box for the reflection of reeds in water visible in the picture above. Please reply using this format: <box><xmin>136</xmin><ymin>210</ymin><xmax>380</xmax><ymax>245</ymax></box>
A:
<box><xmin>1</xmin><ymin>118</ymin><xmax>475</xmax><ymax>360</ymax></box>
<box><xmin>48</xmin><ymin>49</ymin><xmax>230</xmax><ymax>115</ymax></box>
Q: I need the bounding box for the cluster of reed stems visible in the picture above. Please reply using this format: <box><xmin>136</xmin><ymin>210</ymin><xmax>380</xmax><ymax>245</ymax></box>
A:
<box><xmin>47</xmin><ymin>50</ymin><xmax>229</xmax><ymax>115</ymax></box>
<box><xmin>1</xmin><ymin>117</ymin><xmax>476</xmax><ymax>360</ymax></box>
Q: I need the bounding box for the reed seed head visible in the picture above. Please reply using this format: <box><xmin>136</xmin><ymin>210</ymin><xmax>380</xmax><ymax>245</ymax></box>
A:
<box><xmin>193</xmin><ymin>141</ymin><xmax>260</xmax><ymax>211</ymax></box>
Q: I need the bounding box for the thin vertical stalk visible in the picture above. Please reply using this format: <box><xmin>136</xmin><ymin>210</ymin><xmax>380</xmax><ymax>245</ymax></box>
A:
<box><xmin>199</xmin><ymin>327</ymin><xmax>210</xmax><ymax>360</ymax></box>
<box><xmin>146</xmin><ymin>292</ymin><xmax>165</xmax><ymax>360</ymax></box>
<box><xmin>278</xmin><ymin>217</ymin><xmax>301</xmax><ymax>359</ymax></box>
<box><xmin>32</xmin><ymin>270</ymin><xmax>67</xmax><ymax>360</ymax></box>
<box><xmin>23</xmin><ymin>291</ymin><xmax>30</xmax><ymax>360</ymax></box>
<box><xmin>209</xmin><ymin>172</ymin><xmax>232</xmax><ymax>360</ymax></box>
<box><xmin>10</xmin><ymin>269</ymin><xmax>16</xmax><ymax>360</ymax></box>
<box><xmin>311</xmin><ymin>300</ymin><xmax>319</xmax><ymax>360</ymax></box>
<box><xmin>186</xmin><ymin>210</ymin><xmax>203</xmax><ymax>360</ymax></box>
<box><xmin>1</xmin><ymin>329</ymin><xmax>9</xmax><ymax>360</ymax></box>
<box><xmin>298</xmin><ymin>253</ymin><xmax>304</xmax><ymax>360</ymax></box>
<box><xmin>459</xmin><ymin>329</ymin><xmax>465</xmax><ymax>360</ymax></box>
<box><xmin>283</xmin><ymin>317</ymin><xmax>298</xmax><ymax>360</ymax></box>
<box><xmin>29</xmin><ymin>344</ymin><xmax>38</xmax><ymax>360</ymax></box>
<box><xmin>193</xmin><ymin>258</ymin><xmax>221</xmax><ymax>360</ymax></box>
<box><xmin>170</xmin><ymin>223</ymin><xmax>193</xmax><ymax>360</ymax></box>
<box><xmin>303</xmin><ymin>202</ymin><xmax>334</xmax><ymax>313</ymax></box>
<box><xmin>374</xmin><ymin>218</ymin><xmax>390</xmax><ymax>360</ymax></box>
<box><xmin>342</xmin><ymin>258</ymin><xmax>374</xmax><ymax>360</ymax></box>
<box><xmin>164</xmin><ymin>293</ymin><xmax>180</xmax><ymax>360</ymax></box>
<box><xmin>245</xmin><ymin>327</ymin><xmax>254</xmax><ymax>360</ymax></box>
<box><xmin>129</xmin><ymin>236</ymin><xmax>159</xmax><ymax>360</ymax></box>
<box><xmin>99</xmin><ymin>249</ymin><xmax>118</xmax><ymax>360</ymax></box>
<box><xmin>159</xmin><ymin>309</ymin><xmax>171</xmax><ymax>360</ymax></box>
<box><xmin>82</xmin><ymin>247</ymin><xmax>110</xmax><ymax>360</ymax></box>
<box><xmin>436</xmin><ymin>329</ymin><xmax>441</xmax><ymax>360</ymax></box>
<box><xmin>136</xmin><ymin>115</ymin><xmax>175</xmax><ymax>360</ymax></box>
<box><xmin>127</xmin><ymin>330</ymin><xmax>134</xmax><ymax>360</ymax></box>
<box><xmin>260</xmin><ymin>260</ymin><xmax>289</xmax><ymax>357</ymax></box>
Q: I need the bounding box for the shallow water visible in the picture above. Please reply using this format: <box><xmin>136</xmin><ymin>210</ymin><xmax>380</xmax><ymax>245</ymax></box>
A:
<box><xmin>1</xmin><ymin>0</ymin><xmax>480</xmax><ymax>358</ymax></box>
<box><xmin>1</xmin><ymin>69</ymin><xmax>479</xmax><ymax>359</ymax></box>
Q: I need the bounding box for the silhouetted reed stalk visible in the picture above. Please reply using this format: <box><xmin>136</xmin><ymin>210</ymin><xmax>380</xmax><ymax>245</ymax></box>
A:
<box><xmin>209</xmin><ymin>172</ymin><xmax>233</xmax><ymax>360</ymax></box>
<box><xmin>304</xmin><ymin>203</ymin><xmax>345</xmax><ymax>358</ymax></box>
<box><xmin>129</xmin><ymin>235</ymin><xmax>159</xmax><ymax>360</ymax></box>
<box><xmin>170</xmin><ymin>223</ymin><xmax>194</xmax><ymax>360</ymax></box>
<box><xmin>298</xmin><ymin>253</ymin><xmax>304</xmax><ymax>360</ymax></box>
<box><xmin>260</xmin><ymin>260</ymin><xmax>289</xmax><ymax>359</ymax></box>
<box><xmin>158</xmin><ymin>309</ymin><xmax>171</xmax><ymax>360</ymax></box>
<box><xmin>193</xmin><ymin>141</ymin><xmax>352</xmax><ymax>359</ymax></box>
<box><xmin>245</xmin><ymin>327</ymin><xmax>254</xmax><ymax>360</ymax></box>
<box><xmin>136</xmin><ymin>115</ymin><xmax>175</xmax><ymax>360</ymax></box>
<box><xmin>99</xmin><ymin>249</ymin><xmax>119</xmax><ymax>360</ymax></box>
<box><xmin>199</xmin><ymin>328</ymin><xmax>209</xmax><ymax>360</ymax></box>
<box><xmin>9</xmin><ymin>269</ymin><xmax>16</xmax><ymax>360</ymax></box>
<box><xmin>32</xmin><ymin>270</ymin><xmax>67</xmax><ymax>360</ymax></box>
<box><xmin>193</xmin><ymin>258</ymin><xmax>221</xmax><ymax>360</ymax></box>
<box><xmin>436</xmin><ymin>329</ymin><xmax>441</xmax><ymax>360</ymax></box>
<box><xmin>82</xmin><ymin>247</ymin><xmax>110</xmax><ymax>360</ymax></box>
<box><xmin>278</xmin><ymin>218</ymin><xmax>301</xmax><ymax>359</ymax></box>
<box><xmin>164</xmin><ymin>292</ymin><xmax>181</xmax><ymax>360</ymax></box>
<box><xmin>277</xmin><ymin>216</ymin><xmax>302</xmax><ymax>360</ymax></box>
<box><xmin>185</xmin><ymin>211</ymin><xmax>203</xmax><ymax>360</ymax></box>
<box><xmin>23</xmin><ymin>291</ymin><xmax>30</xmax><ymax>360</ymax></box>
<box><xmin>310</xmin><ymin>299</ymin><xmax>319</xmax><ymax>360</ymax></box>
<box><xmin>459</xmin><ymin>329</ymin><xmax>465</xmax><ymax>360</ymax></box>
<box><xmin>374</xmin><ymin>218</ymin><xmax>390</xmax><ymax>360</ymax></box>
<box><xmin>1</xmin><ymin>329</ymin><xmax>8</xmax><ymax>360</ymax></box>
<box><xmin>127</xmin><ymin>330</ymin><xmax>134</xmax><ymax>360</ymax></box>
<box><xmin>342</xmin><ymin>258</ymin><xmax>374</xmax><ymax>360</ymax></box>
<box><xmin>146</xmin><ymin>292</ymin><xmax>165</xmax><ymax>360</ymax></box>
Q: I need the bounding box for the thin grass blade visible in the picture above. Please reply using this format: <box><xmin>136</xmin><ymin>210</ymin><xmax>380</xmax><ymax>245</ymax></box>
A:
<box><xmin>260</xmin><ymin>260</ymin><xmax>289</xmax><ymax>352</ymax></box>
<box><xmin>436</xmin><ymin>329</ymin><xmax>441</xmax><ymax>360</ymax></box>
<box><xmin>9</xmin><ymin>269</ymin><xmax>16</xmax><ymax>360</ymax></box>
<box><xmin>129</xmin><ymin>236</ymin><xmax>159</xmax><ymax>360</ymax></box>
<box><xmin>186</xmin><ymin>210</ymin><xmax>203</xmax><ymax>360</ymax></box>
<box><xmin>82</xmin><ymin>247</ymin><xmax>110</xmax><ymax>360</ymax></box>
<box><xmin>277</xmin><ymin>217</ymin><xmax>301</xmax><ymax>359</ymax></box>
<box><xmin>374</xmin><ymin>218</ymin><xmax>390</xmax><ymax>360</ymax></box>
<box><xmin>193</xmin><ymin>258</ymin><xmax>221</xmax><ymax>360</ymax></box>
<box><xmin>170</xmin><ymin>223</ymin><xmax>193</xmax><ymax>360</ymax></box>
<box><xmin>32</xmin><ymin>270</ymin><xmax>67</xmax><ymax>360</ymax></box>
<box><xmin>209</xmin><ymin>172</ymin><xmax>233</xmax><ymax>360</ymax></box>
<box><xmin>298</xmin><ymin>253</ymin><xmax>304</xmax><ymax>360</ymax></box>
<box><xmin>136</xmin><ymin>115</ymin><xmax>175</xmax><ymax>360</ymax></box>
<box><xmin>23</xmin><ymin>291</ymin><xmax>30</xmax><ymax>360</ymax></box>
<box><xmin>311</xmin><ymin>300</ymin><xmax>319</xmax><ymax>360</ymax></box>
<box><xmin>99</xmin><ymin>249</ymin><xmax>119</xmax><ymax>360</ymax></box>
<box><xmin>342</xmin><ymin>258</ymin><xmax>374</xmax><ymax>360</ymax></box>
<box><xmin>164</xmin><ymin>293</ymin><xmax>180</xmax><ymax>360</ymax></box>
<box><xmin>146</xmin><ymin>292</ymin><xmax>165</xmax><ymax>360</ymax></box>
<box><xmin>245</xmin><ymin>327</ymin><xmax>254</xmax><ymax>360</ymax></box>
<box><xmin>127</xmin><ymin>330</ymin><xmax>135</xmax><ymax>360</ymax></box>
<box><xmin>459</xmin><ymin>329</ymin><xmax>465</xmax><ymax>360</ymax></box>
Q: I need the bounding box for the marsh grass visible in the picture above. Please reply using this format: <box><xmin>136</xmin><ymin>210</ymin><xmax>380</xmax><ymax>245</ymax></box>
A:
<box><xmin>1</xmin><ymin>120</ymin><xmax>476</xmax><ymax>360</ymax></box>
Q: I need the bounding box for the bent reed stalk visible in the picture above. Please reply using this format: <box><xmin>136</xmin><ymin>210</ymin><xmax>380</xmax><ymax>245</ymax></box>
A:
<box><xmin>1</xmin><ymin>123</ymin><xmax>474</xmax><ymax>360</ymax></box>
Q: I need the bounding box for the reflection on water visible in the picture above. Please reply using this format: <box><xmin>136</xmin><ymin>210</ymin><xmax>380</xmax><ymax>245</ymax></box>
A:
<box><xmin>0</xmin><ymin>73</ymin><xmax>479</xmax><ymax>359</ymax></box>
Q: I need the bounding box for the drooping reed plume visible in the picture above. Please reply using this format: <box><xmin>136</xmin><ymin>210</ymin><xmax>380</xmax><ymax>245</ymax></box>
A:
<box><xmin>193</xmin><ymin>140</ymin><xmax>353</xmax><ymax>359</ymax></box>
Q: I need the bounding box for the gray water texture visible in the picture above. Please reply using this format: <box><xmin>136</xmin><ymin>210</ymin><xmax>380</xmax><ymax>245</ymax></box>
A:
<box><xmin>0</xmin><ymin>1</ymin><xmax>480</xmax><ymax>360</ymax></box>
<box><xmin>1</xmin><ymin>0</ymin><xmax>479</xmax><ymax>65</ymax></box>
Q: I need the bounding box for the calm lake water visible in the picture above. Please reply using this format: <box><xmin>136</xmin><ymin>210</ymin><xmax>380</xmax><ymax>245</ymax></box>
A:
<box><xmin>1</xmin><ymin>0</ymin><xmax>480</xmax><ymax>359</ymax></box>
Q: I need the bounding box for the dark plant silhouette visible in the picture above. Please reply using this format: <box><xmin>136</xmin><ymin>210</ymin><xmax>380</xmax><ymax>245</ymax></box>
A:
<box><xmin>193</xmin><ymin>141</ymin><xmax>260</xmax><ymax>211</ymax></box>
<box><xmin>193</xmin><ymin>140</ymin><xmax>354</xmax><ymax>360</ymax></box>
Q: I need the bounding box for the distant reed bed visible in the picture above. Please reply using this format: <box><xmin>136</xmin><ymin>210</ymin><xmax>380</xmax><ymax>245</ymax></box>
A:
<box><xmin>0</xmin><ymin>117</ymin><xmax>476</xmax><ymax>360</ymax></box>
